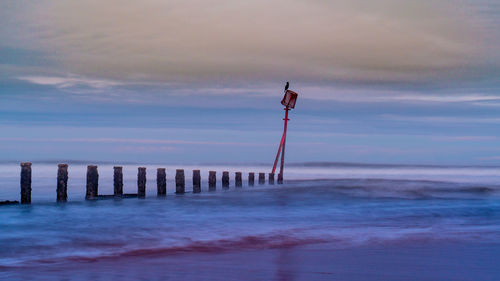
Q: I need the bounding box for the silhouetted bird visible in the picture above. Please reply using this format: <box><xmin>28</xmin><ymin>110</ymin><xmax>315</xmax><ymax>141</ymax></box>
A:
<box><xmin>285</xmin><ymin>81</ymin><xmax>289</xmax><ymax>91</ymax></box>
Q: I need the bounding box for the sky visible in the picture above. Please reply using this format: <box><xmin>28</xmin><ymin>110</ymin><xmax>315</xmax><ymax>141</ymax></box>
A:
<box><xmin>1</xmin><ymin>0</ymin><xmax>500</xmax><ymax>165</ymax></box>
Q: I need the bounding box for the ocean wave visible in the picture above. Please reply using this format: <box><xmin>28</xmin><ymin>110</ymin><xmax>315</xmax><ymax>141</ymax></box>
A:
<box><xmin>285</xmin><ymin>179</ymin><xmax>500</xmax><ymax>199</ymax></box>
<box><xmin>5</xmin><ymin>224</ymin><xmax>500</xmax><ymax>268</ymax></box>
<box><xmin>0</xmin><ymin>232</ymin><xmax>330</xmax><ymax>267</ymax></box>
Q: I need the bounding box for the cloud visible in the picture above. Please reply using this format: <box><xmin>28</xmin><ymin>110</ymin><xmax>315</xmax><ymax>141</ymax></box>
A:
<box><xmin>478</xmin><ymin>156</ymin><xmax>500</xmax><ymax>161</ymax></box>
<box><xmin>17</xmin><ymin>75</ymin><xmax>123</xmax><ymax>90</ymax></box>
<box><xmin>13</xmin><ymin>75</ymin><xmax>500</xmax><ymax>106</ymax></box>
<box><xmin>429</xmin><ymin>135</ymin><xmax>499</xmax><ymax>141</ymax></box>
<box><xmin>3</xmin><ymin>0</ymin><xmax>493</xmax><ymax>86</ymax></box>
<box><xmin>113</xmin><ymin>145</ymin><xmax>177</xmax><ymax>153</ymax></box>
<box><xmin>472</xmin><ymin>101</ymin><xmax>500</xmax><ymax>107</ymax></box>
<box><xmin>390</xmin><ymin>95</ymin><xmax>500</xmax><ymax>103</ymax></box>
<box><xmin>285</xmin><ymin>86</ymin><xmax>500</xmax><ymax>103</ymax></box>
<box><xmin>0</xmin><ymin>137</ymin><xmax>271</xmax><ymax>147</ymax></box>
<box><xmin>380</xmin><ymin>114</ymin><xmax>500</xmax><ymax>124</ymax></box>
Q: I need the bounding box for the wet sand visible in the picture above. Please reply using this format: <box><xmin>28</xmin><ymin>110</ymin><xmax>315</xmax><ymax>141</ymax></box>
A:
<box><xmin>3</xmin><ymin>241</ymin><xmax>499</xmax><ymax>281</ymax></box>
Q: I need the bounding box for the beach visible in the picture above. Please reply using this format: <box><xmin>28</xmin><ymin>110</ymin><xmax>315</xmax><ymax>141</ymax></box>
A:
<box><xmin>3</xmin><ymin>241</ymin><xmax>500</xmax><ymax>280</ymax></box>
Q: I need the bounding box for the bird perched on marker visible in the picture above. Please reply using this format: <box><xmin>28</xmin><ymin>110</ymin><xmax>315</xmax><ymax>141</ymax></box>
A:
<box><xmin>284</xmin><ymin>81</ymin><xmax>289</xmax><ymax>92</ymax></box>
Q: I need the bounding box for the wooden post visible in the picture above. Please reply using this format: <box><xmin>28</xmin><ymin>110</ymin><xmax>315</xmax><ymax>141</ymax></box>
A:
<box><xmin>248</xmin><ymin>172</ymin><xmax>255</xmax><ymax>187</ymax></box>
<box><xmin>157</xmin><ymin>168</ymin><xmax>166</xmax><ymax>196</ymax></box>
<box><xmin>222</xmin><ymin>171</ymin><xmax>229</xmax><ymax>189</ymax></box>
<box><xmin>114</xmin><ymin>166</ymin><xmax>123</xmax><ymax>196</ymax></box>
<box><xmin>138</xmin><ymin>167</ymin><xmax>146</xmax><ymax>198</ymax></box>
<box><xmin>20</xmin><ymin>162</ymin><xmax>32</xmax><ymax>204</ymax></box>
<box><xmin>258</xmin><ymin>172</ymin><xmax>265</xmax><ymax>185</ymax></box>
<box><xmin>269</xmin><ymin>173</ymin><xmax>275</xmax><ymax>185</ymax></box>
<box><xmin>57</xmin><ymin>164</ymin><xmax>68</xmax><ymax>202</ymax></box>
<box><xmin>278</xmin><ymin>173</ymin><xmax>283</xmax><ymax>184</ymax></box>
<box><xmin>235</xmin><ymin>172</ymin><xmax>242</xmax><ymax>188</ymax></box>
<box><xmin>209</xmin><ymin>171</ymin><xmax>216</xmax><ymax>191</ymax></box>
<box><xmin>175</xmin><ymin>169</ymin><xmax>185</xmax><ymax>194</ymax></box>
<box><xmin>193</xmin><ymin>170</ymin><xmax>201</xmax><ymax>193</ymax></box>
<box><xmin>86</xmin><ymin>165</ymin><xmax>99</xmax><ymax>200</ymax></box>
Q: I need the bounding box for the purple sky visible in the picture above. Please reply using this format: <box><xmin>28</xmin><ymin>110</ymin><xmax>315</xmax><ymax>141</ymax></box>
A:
<box><xmin>1</xmin><ymin>0</ymin><xmax>500</xmax><ymax>165</ymax></box>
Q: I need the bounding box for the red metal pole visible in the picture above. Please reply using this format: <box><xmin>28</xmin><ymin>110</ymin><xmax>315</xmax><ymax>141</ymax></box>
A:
<box><xmin>278</xmin><ymin>107</ymin><xmax>290</xmax><ymax>179</ymax></box>
<box><xmin>271</xmin><ymin>131</ymin><xmax>285</xmax><ymax>174</ymax></box>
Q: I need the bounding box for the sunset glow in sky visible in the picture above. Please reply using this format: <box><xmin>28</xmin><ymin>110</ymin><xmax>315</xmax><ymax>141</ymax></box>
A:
<box><xmin>1</xmin><ymin>0</ymin><xmax>500</xmax><ymax>164</ymax></box>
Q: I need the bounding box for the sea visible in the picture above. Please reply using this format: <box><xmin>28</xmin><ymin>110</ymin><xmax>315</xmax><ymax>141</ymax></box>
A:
<box><xmin>1</xmin><ymin>163</ymin><xmax>500</xmax><ymax>280</ymax></box>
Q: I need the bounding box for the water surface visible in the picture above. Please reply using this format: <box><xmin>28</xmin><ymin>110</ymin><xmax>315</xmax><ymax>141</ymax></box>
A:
<box><xmin>1</xmin><ymin>163</ymin><xmax>499</xmax><ymax>280</ymax></box>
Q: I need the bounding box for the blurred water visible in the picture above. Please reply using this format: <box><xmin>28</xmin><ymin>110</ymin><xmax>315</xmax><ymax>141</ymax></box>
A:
<box><xmin>2</xmin><ymin>163</ymin><xmax>500</xmax><ymax>202</ymax></box>
<box><xmin>0</xmin><ymin>163</ymin><xmax>500</xmax><ymax>267</ymax></box>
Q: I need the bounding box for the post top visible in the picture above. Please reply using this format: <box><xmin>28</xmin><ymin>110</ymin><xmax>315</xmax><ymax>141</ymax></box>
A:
<box><xmin>114</xmin><ymin>166</ymin><xmax>123</xmax><ymax>169</ymax></box>
<box><xmin>138</xmin><ymin>167</ymin><xmax>146</xmax><ymax>170</ymax></box>
<box><xmin>281</xmin><ymin>90</ymin><xmax>298</xmax><ymax>109</ymax></box>
<box><xmin>157</xmin><ymin>167</ymin><xmax>166</xmax><ymax>171</ymax></box>
<box><xmin>87</xmin><ymin>165</ymin><xmax>98</xmax><ymax>169</ymax></box>
<box><xmin>20</xmin><ymin>162</ymin><xmax>32</xmax><ymax>167</ymax></box>
<box><xmin>58</xmin><ymin>163</ymin><xmax>68</xmax><ymax>168</ymax></box>
<box><xmin>176</xmin><ymin>169</ymin><xmax>184</xmax><ymax>172</ymax></box>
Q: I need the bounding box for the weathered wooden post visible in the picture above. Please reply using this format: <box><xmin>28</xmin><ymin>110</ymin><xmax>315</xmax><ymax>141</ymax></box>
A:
<box><xmin>258</xmin><ymin>172</ymin><xmax>265</xmax><ymax>185</ymax></box>
<box><xmin>157</xmin><ymin>168</ymin><xmax>166</xmax><ymax>196</ymax></box>
<box><xmin>248</xmin><ymin>172</ymin><xmax>255</xmax><ymax>187</ymax></box>
<box><xmin>20</xmin><ymin>162</ymin><xmax>32</xmax><ymax>204</ymax></box>
<box><xmin>235</xmin><ymin>172</ymin><xmax>242</xmax><ymax>188</ymax></box>
<box><xmin>176</xmin><ymin>169</ymin><xmax>185</xmax><ymax>194</ymax></box>
<box><xmin>278</xmin><ymin>173</ymin><xmax>283</xmax><ymax>184</ymax></box>
<box><xmin>138</xmin><ymin>167</ymin><xmax>146</xmax><ymax>198</ymax></box>
<box><xmin>209</xmin><ymin>171</ymin><xmax>216</xmax><ymax>191</ymax></box>
<box><xmin>57</xmin><ymin>164</ymin><xmax>68</xmax><ymax>202</ymax></box>
<box><xmin>114</xmin><ymin>166</ymin><xmax>123</xmax><ymax>196</ymax></box>
<box><xmin>268</xmin><ymin>173</ymin><xmax>275</xmax><ymax>185</ymax></box>
<box><xmin>86</xmin><ymin>165</ymin><xmax>99</xmax><ymax>199</ymax></box>
<box><xmin>222</xmin><ymin>171</ymin><xmax>229</xmax><ymax>189</ymax></box>
<box><xmin>193</xmin><ymin>170</ymin><xmax>201</xmax><ymax>193</ymax></box>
